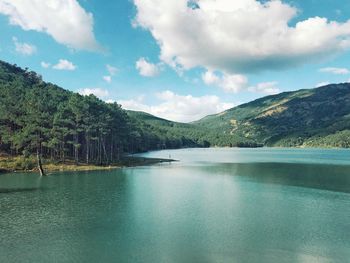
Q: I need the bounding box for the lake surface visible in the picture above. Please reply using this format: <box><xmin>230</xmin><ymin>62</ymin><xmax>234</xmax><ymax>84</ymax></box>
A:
<box><xmin>1</xmin><ymin>148</ymin><xmax>350</xmax><ymax>263</ymax></box>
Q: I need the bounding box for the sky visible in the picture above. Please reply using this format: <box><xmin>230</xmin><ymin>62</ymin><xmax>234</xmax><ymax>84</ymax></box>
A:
<box><xmin>0</xmin><ymin>0</ymin><xmax>350</xmax><ymax>122</ymax></box>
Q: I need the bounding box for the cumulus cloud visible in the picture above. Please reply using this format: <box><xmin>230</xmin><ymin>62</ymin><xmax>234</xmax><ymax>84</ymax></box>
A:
<box><xmin>78</xmin><ymin>88</ymin><xmax>109</xmax><ymax>98</ymax></box>
<box><xmin>133</xmin><ymin>0</ymin><xmax>350</xmax><ymax>74</ymax></box>
<box><xmin>120</xmin><ymin>91</ymin><xmax>235</xmax><ymax>122</ymax></box>
<box><xmin>202</xmin><ymin>70</ymin><xmax>248</xmax><ymax>93</ymax></box>
<box><xmin>319</xmin><ymin>67</ymin><xmax>350</xmax><ymax>75</ymax></box>
<box><xmin>0</xmin><ymin>0</ymin><xmax>100</xmax><ymax>51</ymax></box>
<box><xmin>249</xmin><ymin>81</ymin><xmax>280</xmax><ymax>95</ymax></box>
<box><xmin>12</xmin><ymin>37</ymin><xmax>36</xmax><ymax>55</ymax></box>
<box><xmin>53</xmin><ymin>59</ymin><xmax>76</xmax><ymax>71</ymax></box>
<box><xmin>106</xmin><ymin>64</ymin><xmax>118</xmax><ymax>76</ymax></box>
<box><xmin>103</xmin><ymin>75</ymin><xmax>112</xmax><ymax>83</ymax></box>
<box><xmin>40</xmin><ymin>61</ymin><xmax>50</xmax><ymax>68</ymax></box>
<box><xmin>136</xmin><ymin>57</ymin><xmax>161</xmax><ymax>77</ymax></box>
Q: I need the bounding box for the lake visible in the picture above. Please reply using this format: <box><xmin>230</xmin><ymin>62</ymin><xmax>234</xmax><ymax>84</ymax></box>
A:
<box><xmin>1</xmin><ymin>148</ymin><xmax>350</xmax><ymax>262</ymax></box>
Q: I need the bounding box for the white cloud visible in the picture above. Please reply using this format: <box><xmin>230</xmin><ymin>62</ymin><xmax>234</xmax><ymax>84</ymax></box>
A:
<box><xmin>136</xmin><ymin>57</ymin><xmax>161</xmax><ymax>77</ymax></box>
<box><xmin>202</xmin><ymin>70</ymin><xmax>220</xmax><ymax>86</ymax></box>
<box><xmin>133</xmin><ymin>0</ymin><xmax>350</xmax><ymax>74</ymax></box>
<box><xmin>203</xmin><ymin>70</ymin><xmax>278</xmax><ymax>95</ymax></box>
<box><xmin>40</xmin><ymin>61</ymin><xmax>50</xmax><ymax>68</ymax></box>
<box><xmin>319</xmin><ymin>67</ymin><xmax>350</xmax><ymax>75</ymax></box>
<box><xmin>103</xmin><ymin>75</ymin><xmax>112</xmax><ymax>83</ymax></box>
<box><xmin>103</xmin><ymin>65</ymin><xmax>117</xmax><ymax>83</ymax></box>
<box><xmin>106</xmin><ymin>64</ymin><xmax>118</xmax><ymax>76</ymax></box>
<box><xmin>120</xmin><ymin>91</ymin><xmax>235</xmax><ymax>122</ymax></box>
<box><xmin>315</xmin><ymin>81</ymin><xmax>330</xmax><ymax>88</ymax></box>
<box><xmin>78</xmin><ymin>88</ymin><xmax>109</xmax><ymax>98</ymax></box>
<box><xmin>0</xmin><ymin>0</ymin><xmax>100</xmax><ymax>51</ymax></box>
<box><xmin>249</xmin><ymin>81</ymin><xmax>280</xmax><ymax>95</ymax></box>
<box><xmin>202</xmin><ymin>70</ymin><xmax>248</xmax><ymax>93</ymax></box>
<box><xmin>53</xmin><ymin>59</ymin><xmax>76</xmax><ymax>71</ymax></box>
<box><xmin>12</xmin><ymin>37</ymin><xmax>36</xmax><ymax>55</ymax></box>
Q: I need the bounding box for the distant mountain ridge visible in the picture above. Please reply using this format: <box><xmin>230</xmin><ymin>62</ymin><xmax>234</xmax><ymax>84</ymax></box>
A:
<box><xmin>133</xmin><ymin>83</ymin><xmax>350</xmax><ymax>148</ymax></box>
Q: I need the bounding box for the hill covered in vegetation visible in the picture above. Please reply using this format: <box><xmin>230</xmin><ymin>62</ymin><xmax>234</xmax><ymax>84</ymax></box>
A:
<box><xmin>126</xmin><ymin>110</ymin><xmax>210</xmax><ymax>148</ymax></box>
<box><xmin>0</xmin><ymin>60</ymin><xmax>207</xmax><ymax>171</ymax></box>
<box><xmin>129</xmin><ymin>84</ymin><xmax>350</xmax><ymax>148</ymax></box>
<box><xmin>194</xmin><ymin>83</ymin><xmax>350</xmax><ymax>148</ymax></box>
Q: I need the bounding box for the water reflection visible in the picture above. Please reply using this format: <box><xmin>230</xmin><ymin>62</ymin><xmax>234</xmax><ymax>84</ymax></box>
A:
<box><xmin>0</xmin><ymin>187</ymin><xmax>42</xmax><ymax>194</ymax></box>
<box><xmin>197</xmin><ymin>162</ymin><xmax>350</xmax><ymax>193</ymax></box>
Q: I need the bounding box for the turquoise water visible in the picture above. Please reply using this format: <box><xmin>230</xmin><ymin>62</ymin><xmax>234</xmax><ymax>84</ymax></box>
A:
<box><xmin>1</xmin><ymin>148</ymin><xmax>350</xmax><ymax>262</ymax></box>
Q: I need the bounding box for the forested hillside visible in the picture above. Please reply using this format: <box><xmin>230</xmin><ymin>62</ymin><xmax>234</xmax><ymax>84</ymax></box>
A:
<box><xmin>0</xmin><ymin>61</ymin><xmax>133</xmax><ymax>166</ymax></box>
<box><xmin>129</xmin><ymin>110</ymin><xmax>261</xmax><ymax>148</ymax></box>
<box><xmin>0</xmin><ymin>60</ymin><xmax>206</xmax><ymax>170</ymax></box>
<box><xmin>127</xmin><ymin>110</ymin><xmax>211</xmax><ymax>148</ymax></box>
<box><xmin>195</xmin><ymin>83</ymin><xmax>350</xmax><ymax>147</ymax></box>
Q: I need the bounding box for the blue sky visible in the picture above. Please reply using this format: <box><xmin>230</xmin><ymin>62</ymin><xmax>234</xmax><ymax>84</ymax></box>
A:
<box><xmin>0</xmin><ymin>0</ymin><xmax>350</xmax><ymax>122</ymax></box>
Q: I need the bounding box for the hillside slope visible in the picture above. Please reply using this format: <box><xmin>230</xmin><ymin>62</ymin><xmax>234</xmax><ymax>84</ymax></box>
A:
<box><xmin>194</xmin><ymin>83</ymin><xmax>350</xmax><ymax>147</ymax></box>
<box><xmin>0</xmin><ymin>60</ymin><xmax>208</xmax><ymax>168</ymax></box>
<box><xmin>126</xmin><ymin>110</ymin><xmax>211</xmax><ymax>148</ymax></box>
<box><xmin>0</xmin><ymin>59</ymin><xmax>209</xmax><ymax>166</ymax></box>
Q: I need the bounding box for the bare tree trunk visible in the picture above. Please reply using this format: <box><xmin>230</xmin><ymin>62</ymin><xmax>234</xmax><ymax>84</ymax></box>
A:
<box><xmin>116</xmin><ymin>142</ymin><xmax>120</xmax><ymax>161</ymax></box>
<box><xmin>102</xmin><ymin>138</ymin><xmax>108</xmax><ymax>164</ymax></box>
<box><xmin>36</xmin><ymin>149</ymin><xmax>46</xmax><ymax>176</ymax></box>
<box><xmin>86</xmin><ymin>134</ymin><xmax>89</xmax><ymax>164</ymax></box>
<box><xmin>98</xmin><ymin>136</ymin><xmax>102</xmax><ymax>165</ymax></box>
<box><xmin>74</xmin><ymin>133</ymin><xmax>79</xmax><ymax>165</ymax></box>
<box><xmin>110</xmin><ymin>142</ymin><xmax>113</xmax><ymax>164</ymax></box>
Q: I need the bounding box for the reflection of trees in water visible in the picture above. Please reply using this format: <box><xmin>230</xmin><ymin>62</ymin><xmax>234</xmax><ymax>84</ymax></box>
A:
<box><xmin>196</xmin><ymin>162</ymin><xmax>350</xmax><ymax>194</ymax></box>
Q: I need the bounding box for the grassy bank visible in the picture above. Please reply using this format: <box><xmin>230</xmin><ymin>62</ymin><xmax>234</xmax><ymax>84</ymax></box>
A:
<box><xmin>0</xmin><ymin>155</ymin><xmax>176</xmax><ymax>174</ymax></box>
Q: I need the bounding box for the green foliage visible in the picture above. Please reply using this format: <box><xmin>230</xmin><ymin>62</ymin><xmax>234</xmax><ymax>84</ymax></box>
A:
<box><xmin>126</xmin><ymin>111</ymin><xmax>211</xmax><ymax>150</ymax></box>
<box><xmin>0</xmin><ymin>60</ymin><xmax>211</xmax><ymax>167</ymax></box>
<box><xmin>194</xmin><ymin>84</ymin><xmax>350</xmax><ymax>148</ymax></box>
<box><xmin>0</xmin><ymin>60</ymin><xmax>133</xmax><ymax>164</ymax></box>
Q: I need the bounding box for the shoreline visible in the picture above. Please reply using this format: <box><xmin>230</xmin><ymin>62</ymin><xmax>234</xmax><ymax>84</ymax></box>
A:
<box><xmin>0</xmin><ymin>156</ymin><xmax>177</xmax><ymax>175</ymax></box>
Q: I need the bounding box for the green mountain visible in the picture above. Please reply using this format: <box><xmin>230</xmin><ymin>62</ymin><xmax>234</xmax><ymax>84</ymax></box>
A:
<box><xmin>194</xmin><ymin>83</ymin><xmax>350</xmax><ymax>148</ymax></box>
<box><xmin>131</xmin><ymin>83</ymin><xmax>350</xmax><ymax>148</ymax></box>
<box><xmin>130</xmin><ymin>84</ymin><xmax>350</xmax><ymax>148</ymax></box>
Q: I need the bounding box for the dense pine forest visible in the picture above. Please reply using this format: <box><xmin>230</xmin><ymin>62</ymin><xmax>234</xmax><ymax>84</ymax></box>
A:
<box><xmin>0</xmin><ymin>60</ymin><xmax>206</xmax><ymax>170</ymax></box>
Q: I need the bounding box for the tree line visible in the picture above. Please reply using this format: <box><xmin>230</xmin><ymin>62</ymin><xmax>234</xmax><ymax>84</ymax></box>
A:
<box><xmin>0</xmin><ymin>61</ymin><xmax>133</xmax><ymax>166</ymax></box>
